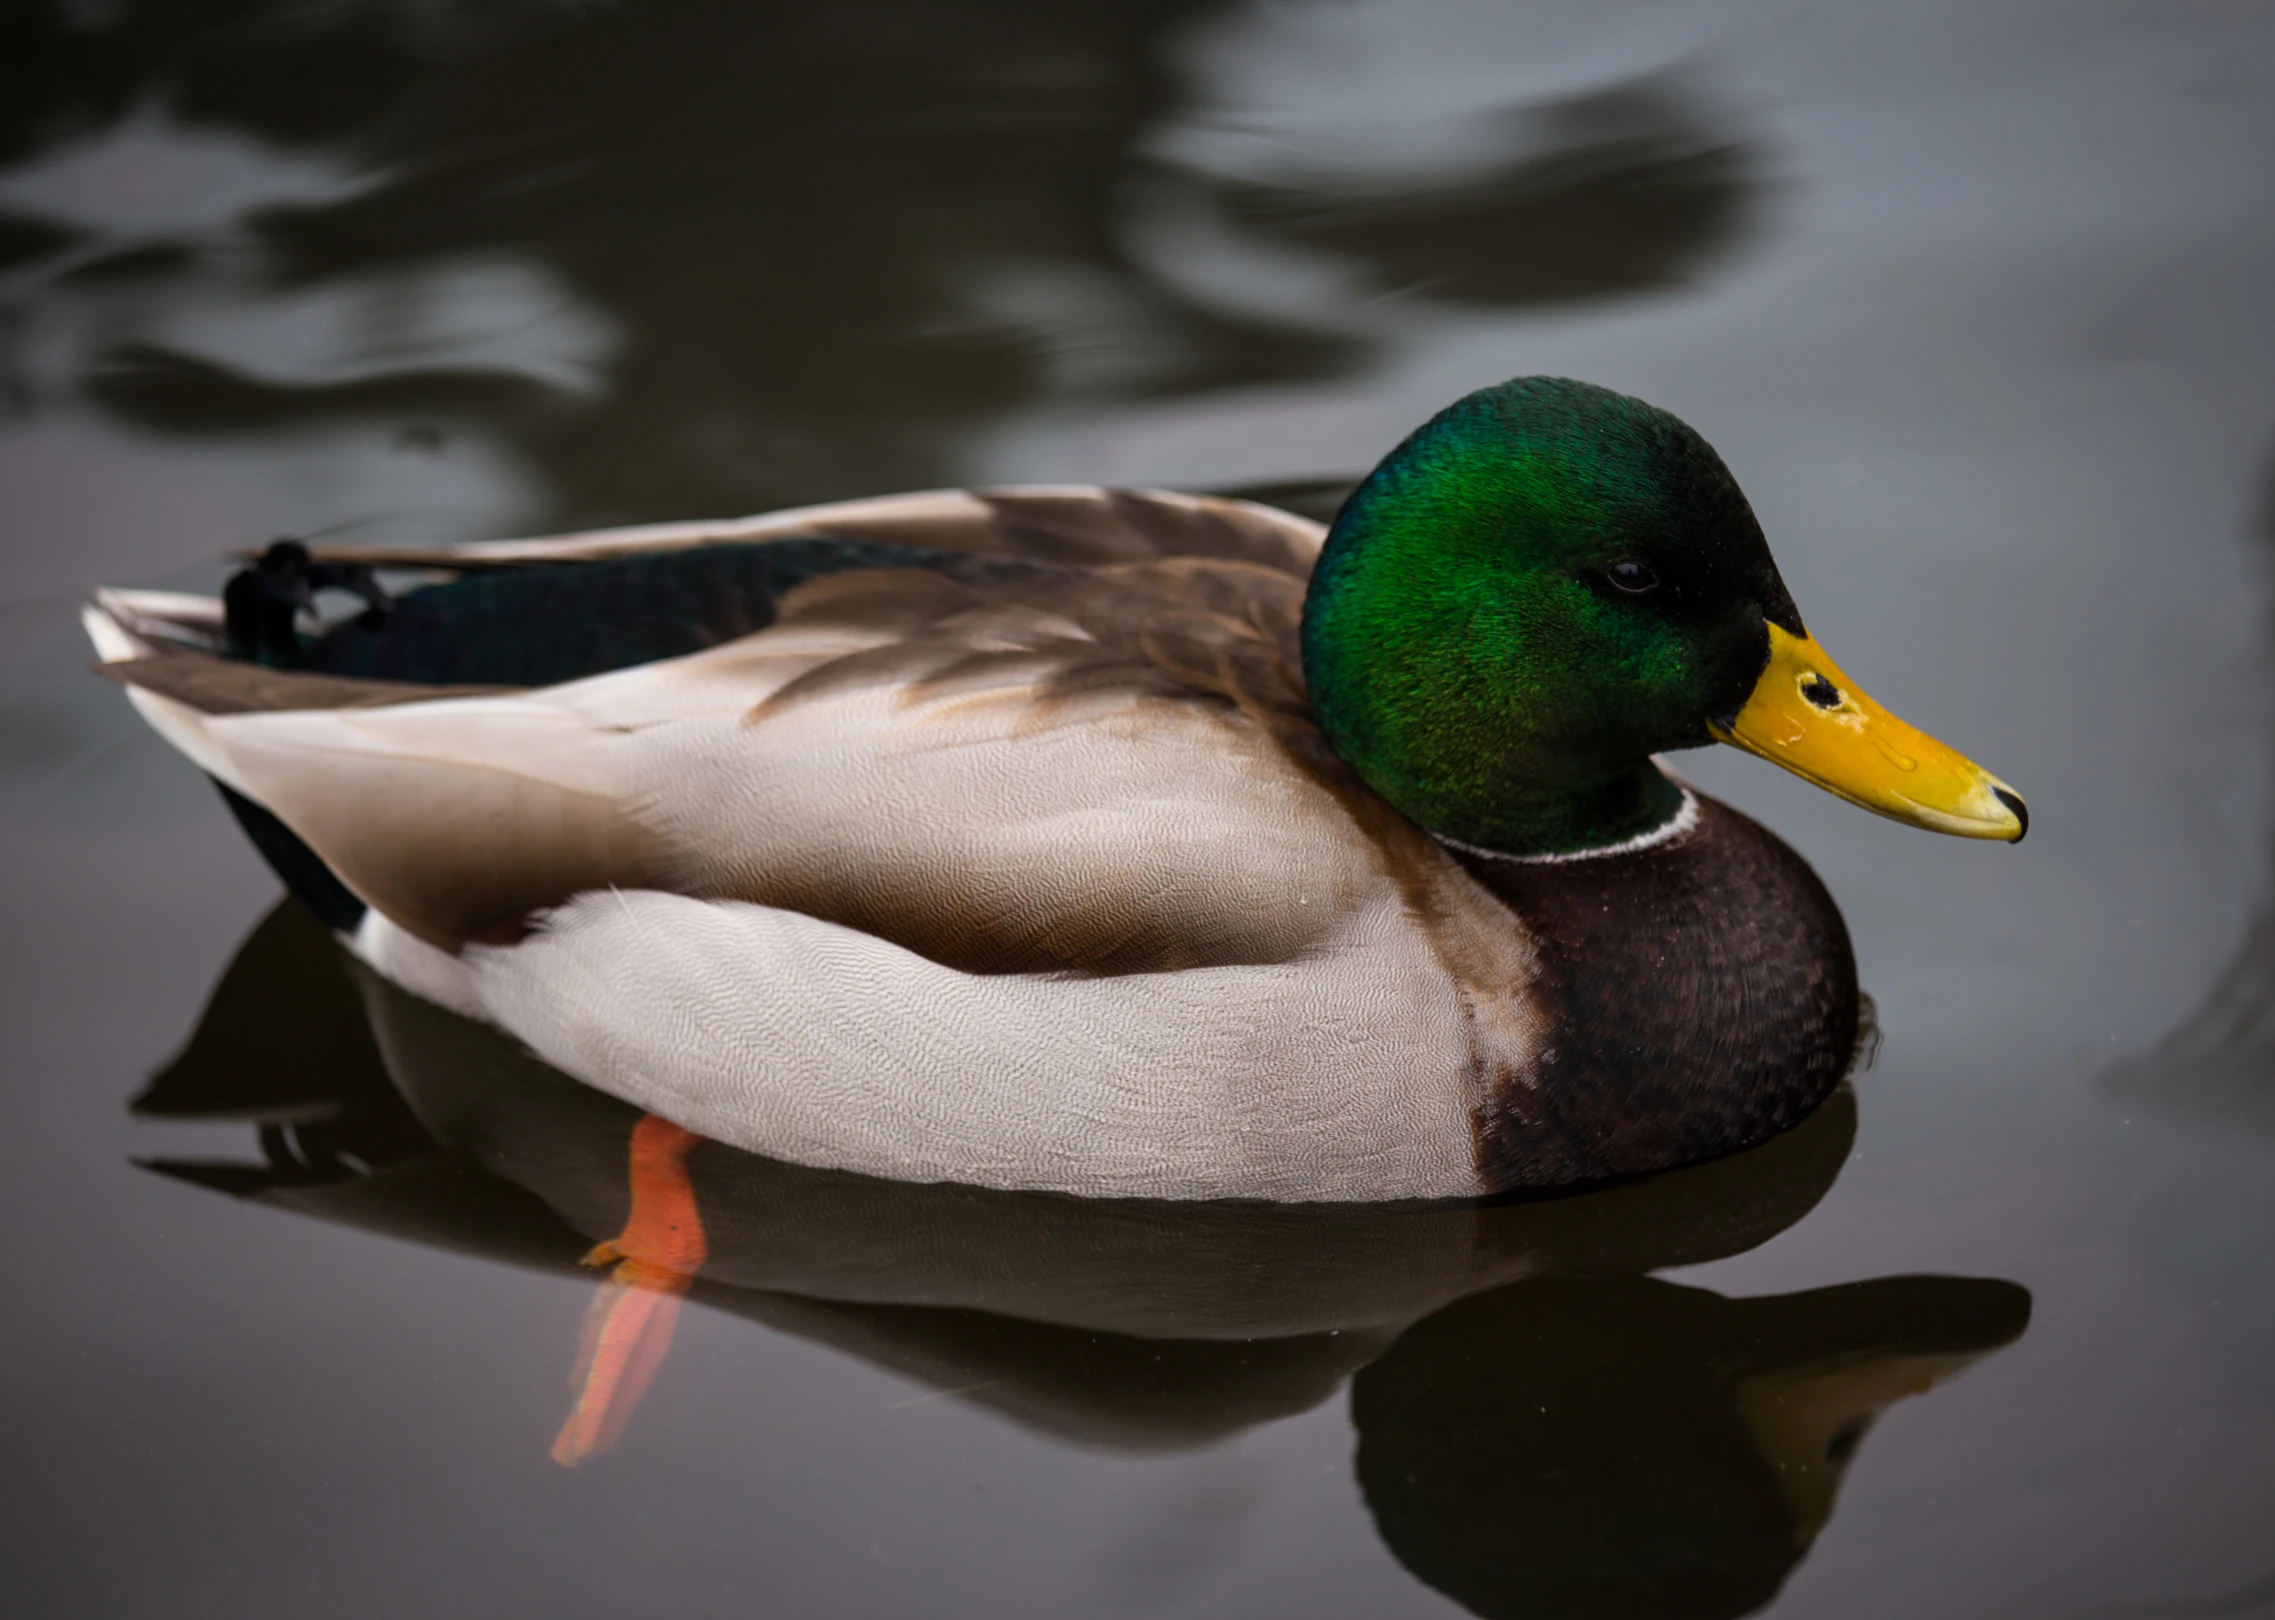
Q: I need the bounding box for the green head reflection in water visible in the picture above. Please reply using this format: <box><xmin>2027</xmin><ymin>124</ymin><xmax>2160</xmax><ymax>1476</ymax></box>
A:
<box><xmin>1356</xmin><ymin>1276</ymin><xmax>2030</xmax><ymax>1620</ymax></box>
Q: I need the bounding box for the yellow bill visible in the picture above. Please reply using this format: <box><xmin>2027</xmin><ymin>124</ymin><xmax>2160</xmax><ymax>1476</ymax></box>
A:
<box><xmin>1710</xmin><ymin>624</ymin><xmax>2027</xmax><ymax>842</ymax></box>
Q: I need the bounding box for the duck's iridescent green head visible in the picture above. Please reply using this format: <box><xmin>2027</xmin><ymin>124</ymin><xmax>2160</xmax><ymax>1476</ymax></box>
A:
<box><xmin>1301</xmin><ymin>377</ymin><xmax>2027</xmax><ymax>856</ymax></box>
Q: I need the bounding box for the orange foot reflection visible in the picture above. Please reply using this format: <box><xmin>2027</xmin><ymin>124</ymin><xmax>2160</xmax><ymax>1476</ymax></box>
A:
<box><xmin>551</xmin><ymin>1114</ymin><xmax>708</xmax><ymax>1467</ymax></box>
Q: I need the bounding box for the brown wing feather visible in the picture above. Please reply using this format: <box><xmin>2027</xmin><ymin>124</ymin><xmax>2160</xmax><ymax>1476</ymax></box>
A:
<box><xmin>667</xmin><ymin>556</ymin><xmax>1536</xmax><ymax>1014</ymax></box>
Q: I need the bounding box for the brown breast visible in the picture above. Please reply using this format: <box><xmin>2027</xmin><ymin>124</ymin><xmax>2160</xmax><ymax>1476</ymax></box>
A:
<box><xmin>1444</xmin><ymin>795</ymin><xmax>1860</xmax><ymax>1193</ymax></box>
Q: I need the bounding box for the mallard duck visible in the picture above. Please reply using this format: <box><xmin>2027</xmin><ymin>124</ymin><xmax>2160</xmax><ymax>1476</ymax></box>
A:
<box><xmin>87</xmin><ymin>376</ymin><xmax>2024</xmax><ymax>1202</ymax></box>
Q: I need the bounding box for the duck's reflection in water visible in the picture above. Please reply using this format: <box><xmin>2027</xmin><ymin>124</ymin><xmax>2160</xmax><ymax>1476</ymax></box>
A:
<box><xmin>141</xmin><ymin>901</ymin><xmax>2027</xmax><ymax>1617</ymax></box>
<box><xmin>1358</xmin><ymin>1279</ymin><xmax>2024</xmax><ymax>1620</ymax></box>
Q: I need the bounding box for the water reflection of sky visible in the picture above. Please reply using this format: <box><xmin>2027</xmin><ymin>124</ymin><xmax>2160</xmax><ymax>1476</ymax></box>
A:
<box><xmin>7</xmin><ymin>1</ymin><xmax>2275</xmax><ymax>1617</ymax></box>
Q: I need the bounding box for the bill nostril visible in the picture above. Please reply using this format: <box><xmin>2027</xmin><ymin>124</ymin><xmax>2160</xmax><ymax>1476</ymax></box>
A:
<box><xmin>1800</xmin><ymin>675</ymin><xmax>1842</xmax><ymax>710</ymax></box>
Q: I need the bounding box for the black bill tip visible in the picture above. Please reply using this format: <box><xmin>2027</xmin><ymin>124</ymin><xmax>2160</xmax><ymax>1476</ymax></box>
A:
<box><xmin>1992</xmin><ymin>786</ymin><xmax>2029</xmax><ymax>843</ymax></box>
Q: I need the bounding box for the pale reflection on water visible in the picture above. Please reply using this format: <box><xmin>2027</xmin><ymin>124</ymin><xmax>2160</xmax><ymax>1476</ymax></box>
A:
<box><xmin>7</xmin><ymin>2</ymin><xmax>2275</xmax><ymax>1617</ymax></box>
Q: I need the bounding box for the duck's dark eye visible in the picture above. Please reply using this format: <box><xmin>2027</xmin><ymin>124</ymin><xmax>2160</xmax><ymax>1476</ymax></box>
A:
<box><xmin>1604</xmin><ymin>559</ymin><xmax>1659</xmax><ymax>595</ymax></box>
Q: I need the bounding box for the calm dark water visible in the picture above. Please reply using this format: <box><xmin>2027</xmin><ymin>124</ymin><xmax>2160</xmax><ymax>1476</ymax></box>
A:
<box><xmin>6</xmin><ymin>2</ymin><xmax>2275</xmax><ymax>1616</ymax></box>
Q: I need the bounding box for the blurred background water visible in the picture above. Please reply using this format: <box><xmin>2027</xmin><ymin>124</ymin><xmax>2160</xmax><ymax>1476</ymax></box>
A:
<box><xmin>5</xmin><ymin>2</ymin><xmax>2275</xmax><ymax>1616</ymax></box>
